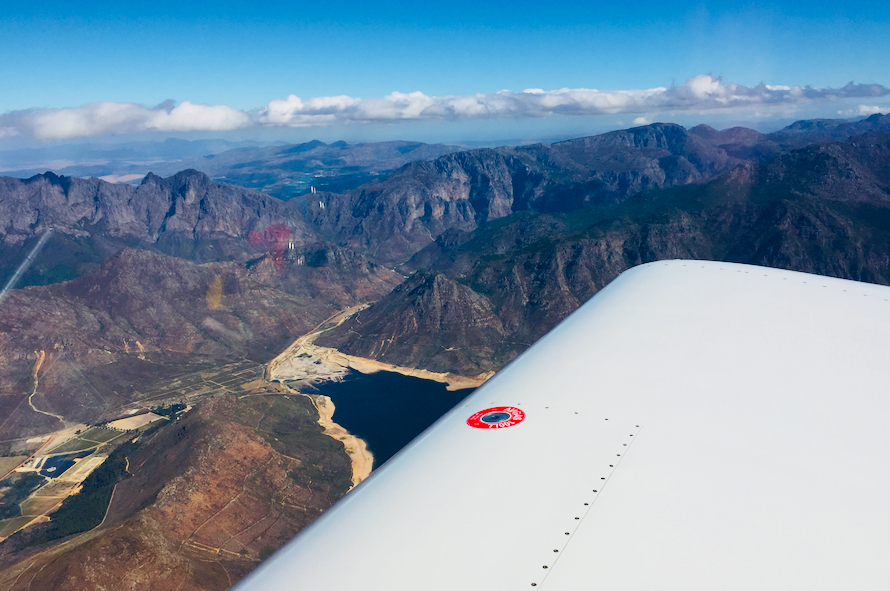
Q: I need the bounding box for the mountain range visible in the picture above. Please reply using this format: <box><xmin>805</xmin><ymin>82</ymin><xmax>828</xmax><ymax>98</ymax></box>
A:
<box><xmin>0</xmin><ymin>139</ymin><xmax>463</xmax><ymax>200</ymax></box>
<box><xmin>317</xmin><ymin>127</ymin><xmax>890</xmax><ymax>373</ymax></box>
<box><xmin>2</xmin><ymin>113</ymin><xmax>890</xmax><ymax>590</ymax></box>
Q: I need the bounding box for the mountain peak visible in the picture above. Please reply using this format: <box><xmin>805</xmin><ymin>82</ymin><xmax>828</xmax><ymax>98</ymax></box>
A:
<box><xmin>316</xmin><ymin>271</ymin><xmax>506</xmax><ymax>374</ymax></box>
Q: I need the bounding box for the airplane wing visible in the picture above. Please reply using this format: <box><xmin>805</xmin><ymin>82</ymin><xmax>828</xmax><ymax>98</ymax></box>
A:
<box><xmin>235</xmin><ymin>260</ymin><xmax>890</xmax><ymax>590</ymax></box>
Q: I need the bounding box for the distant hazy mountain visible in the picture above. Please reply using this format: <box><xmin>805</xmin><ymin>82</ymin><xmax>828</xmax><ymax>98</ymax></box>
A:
<box><xmin>0</xmin><ymin>138</ymin><xmax>463</xmax><ymax>200</ymax></box>
<box><xmin>0</xmin><ymin>138</ymin><xmax>262</xmax><ymax>178</ymax></box>
<box><xmin>190</xmin><ymin>139</ymin><xmax>464</xmax><ymax>199</ymax></box>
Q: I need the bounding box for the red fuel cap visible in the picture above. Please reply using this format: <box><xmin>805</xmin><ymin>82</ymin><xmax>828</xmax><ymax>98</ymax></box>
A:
<box><xmin>467</xmin><ymin>406</ymin><xmax>525</xmax><ymax>429</ymax></box>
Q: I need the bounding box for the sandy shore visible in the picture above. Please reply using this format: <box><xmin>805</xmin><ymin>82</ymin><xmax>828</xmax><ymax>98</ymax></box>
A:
<box><xmin>309</xmin><ymin>394</ymin><xmax>374</xmax><ymax>488</ymax></box>
<box><xmin>268</xmin><ymin>305</ymin><xmax>493</xmax><ymax>391</ymax></box>
<box><xmin>334</xmin><ymin>352</ymin><xmax>492</xmax><ymax>391</ymax></box>
<box><xmin>266</xmin><ymin>305</ymin><xmax>494</xmax><ymax>487</ymax></box>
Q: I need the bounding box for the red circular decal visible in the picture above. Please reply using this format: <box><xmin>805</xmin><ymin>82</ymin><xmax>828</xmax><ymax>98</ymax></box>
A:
<box><xmin>466</xmin><ymin>406</ymin><xmax>526</xmax><ymax>429</ymax></box>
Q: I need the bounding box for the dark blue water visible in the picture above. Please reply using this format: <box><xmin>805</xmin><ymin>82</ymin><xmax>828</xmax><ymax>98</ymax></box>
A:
<box><xmin>308</xmin><ymin>370</ymin><xmax>476</xmax><ymax>468</ymax></box>
<box><xmin>40</xmin><ymin>450</ymin><xmax>93</xmax><ymax>478</ymax></box>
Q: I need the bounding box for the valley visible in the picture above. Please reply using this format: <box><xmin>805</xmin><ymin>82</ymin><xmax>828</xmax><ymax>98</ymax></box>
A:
<box><xmin>1</xmin><ymin>115</ymin><xmax>889</xmax><ymax>588</ymax></box>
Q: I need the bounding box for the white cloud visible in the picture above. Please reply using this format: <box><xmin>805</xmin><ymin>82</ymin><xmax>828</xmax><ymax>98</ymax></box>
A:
<box><xmin>633</xmin><ymin>116</ymin><xmax>651</xmax><ymax>125</ymax></box>
<box><xmin>836</xmin><ymin>104</ymin><xmax>890</xmax><ymax>117</ymax></box>
<box><xmin>858</xmin><ymin>105</ymin><xmax>889</xmax><ymax>116</ymax></box>
<box><xmin>0</xmin><ymin>101</ymin><xmax>250</xmax><ymax>141</ymax></box>
<box><xmin>147</xmin><ymin>101</ymin><xmax>250</xmax><ymax>133</ymax></box>
<box><xmin>2</xmin><ymin>75</ymin><xmax>888</xmax><ymax>141</ymax></box>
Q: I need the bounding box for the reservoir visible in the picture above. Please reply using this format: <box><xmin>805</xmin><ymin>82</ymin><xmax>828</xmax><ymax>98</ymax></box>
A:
<box><xmin>39</xmin><ymin>450</ymin><xmax>93</xmax><ymax>478</ymax></box>
<box><xmin>309</xmin><ymin>370</ymin><xmax>476</xmax><ymax>468</ymax></box>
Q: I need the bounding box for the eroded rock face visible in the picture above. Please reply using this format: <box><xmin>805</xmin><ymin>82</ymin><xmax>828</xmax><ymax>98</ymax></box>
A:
<box><xmin>319</xmin><ymin>132</ymin><xmax>890</xmax><ymax>375</ymax></box>
<box><xmin>0</xmin><ymin>170</ymin><xmax>321</xmax><ymax>291</ymax></box>
<box><xmin>0</xmin><ymin>170</ymin><xmax>313</xmax><ymax>248</ymax></box>
<box><xmin>295</xmin><ymin>123</ymin><xmax>758</xmax><ymax>265</ymax></box>
<box><xmin>317</xmin><ymin>272</ymin><xmax>507</xmax><ymax>374</ymax></box>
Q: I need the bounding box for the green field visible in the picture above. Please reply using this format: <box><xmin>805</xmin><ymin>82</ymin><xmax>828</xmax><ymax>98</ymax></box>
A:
<box><xmin>0</xmin><ymin>516</ymin><xmax>35</xmax><ymax>539</ymax></box>
<box><xmin>79</xmin><ymin>427</ymin><xmax>123</xmax><ymax>444</ymax></box>
<box><xmin>46</xmin><ymin>428</ymin><xmax>122</xmax><ymax>455</ymax></box>
<box><xmin>0</xmin><ymin>456</ymin><xmax>27</xmax><ymax>477</ymax></box>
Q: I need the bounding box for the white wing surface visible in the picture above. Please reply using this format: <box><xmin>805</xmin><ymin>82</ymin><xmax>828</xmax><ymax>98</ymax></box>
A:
<box><xmin>235</xmin><ymin>260</ymin><xmax>890</xmax><ymax>590</ymax></box>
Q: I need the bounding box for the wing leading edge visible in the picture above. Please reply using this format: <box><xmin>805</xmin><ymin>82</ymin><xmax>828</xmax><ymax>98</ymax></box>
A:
<box><xmin>235</xmin><ymin>261</ymin><xmax>890</xmax><ymax>590</ymax></box>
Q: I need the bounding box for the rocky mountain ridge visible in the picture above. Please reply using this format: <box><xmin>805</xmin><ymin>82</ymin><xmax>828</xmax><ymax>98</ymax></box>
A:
<box><xmin>1</xmin><ymin>138</ymin><xmax>464</xmax><ymax>200</ymax></box>
<box><xmin>297</xmin><ymin>114</ymin><xmax>890</xmax><ymax>266</ymax></box>
<box><xmin>316</xmin><ymin>130</ymin><xmax>890</xmax><ymax>374</ymax></box>
<box><xmin>0</xmin><ymin>169</ymin><xmax>316</xmax><ymax>287</ymax></box>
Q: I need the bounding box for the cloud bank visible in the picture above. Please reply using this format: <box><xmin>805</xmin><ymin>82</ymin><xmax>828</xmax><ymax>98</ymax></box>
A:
<box><xmin>2</xmin><ymin>75</ymin><xmax>888</xmax><ymax>141</ymax></box>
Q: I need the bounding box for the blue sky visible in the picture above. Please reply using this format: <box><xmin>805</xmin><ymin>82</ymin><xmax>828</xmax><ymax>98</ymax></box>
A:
<box><xmin>1</xmin><ymin>0</ymin><xmax>888</xmax><ymax>143</ymax></box>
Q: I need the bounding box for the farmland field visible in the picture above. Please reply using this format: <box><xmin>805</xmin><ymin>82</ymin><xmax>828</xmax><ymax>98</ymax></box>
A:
<box><xmin>20</xmin><ymin>495</ymin><xmax>64</xmax><ymax>516</ymax></box>
<box><xmin>79</xmin><ymin>428</ymin><xmax>123</xmax><ymax>444</ymax></box>
<box><xmin>0</xmin><ymin>516</ymin><xmax>35</xmax><ymax>539</ymax></box>
<box><xmin>0</xmin><ymin>456</ymin><xmax>27</xmax><ymax>477</ymax></box>
<box><xmin>46</xmin><ymin>428</ymin><xmax>122</xmax><ymax>454</ymax></box>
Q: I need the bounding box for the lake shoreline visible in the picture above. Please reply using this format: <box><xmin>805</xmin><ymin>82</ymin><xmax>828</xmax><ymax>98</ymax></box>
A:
<box><xmin>278</xmin><ymin>382</ymin><xmax>374</xmax><ymax>489</ymax></box>
<box><xmin>267</xmin><ymin>306</ymin><xmax>493</xmax><ymax>392</ymax></box>
<box><xmin>309</xmin><ymin>370</ymin><xmax>477</xmax><ymax>468</ymax></box>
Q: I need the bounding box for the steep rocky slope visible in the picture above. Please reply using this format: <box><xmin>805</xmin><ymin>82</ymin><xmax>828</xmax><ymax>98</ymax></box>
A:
<box><xmin>0</xmin><ymin>169</ymin><xmax>313</xmax><ymax>288</ymax></box>
<box><xmin>316</xmin><ymin>272</ymin><xmax>508</xmax><ymax>374</ymax></box>
<box><xmin>318</xmin><ymin>131</ymin><xmax>890</xmax><ymax>374</ymax></box>
<box><xmin>296</xmin><ymin>115</ymin><xmax>890</xmax><ymax>266</ymax></box>
<box><xmin>296</xmin><ymin>123</ymin><xmax>749</xmax><ymax>265</ymax></box>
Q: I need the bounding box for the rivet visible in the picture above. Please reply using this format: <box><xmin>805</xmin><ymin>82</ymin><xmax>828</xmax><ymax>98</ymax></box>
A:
<box><xmin>565</xmin><ymin>532</ymin><xmax>570</xmax><ymax>535</ymax></box>
<box><xmin>575</xmin><ymin>517</ymin><xmax>580</xmax><ymax>520</ymax></box>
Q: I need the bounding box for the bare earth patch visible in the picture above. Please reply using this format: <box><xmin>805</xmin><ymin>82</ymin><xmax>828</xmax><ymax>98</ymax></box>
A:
<box><xmin>107</xmin><ymin>413</ymin><xmax>164</xmax><ymax>430</ymax></box>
